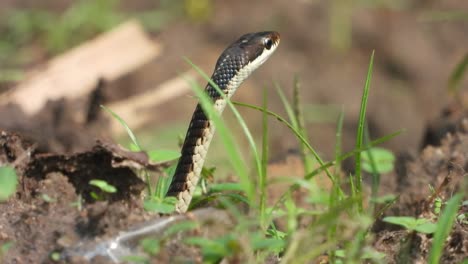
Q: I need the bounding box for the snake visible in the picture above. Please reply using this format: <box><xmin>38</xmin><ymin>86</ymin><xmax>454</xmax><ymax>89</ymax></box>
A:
<box><xmin>166</xmin><ymin>31</ymin><xmax>280</xmax><ymax>213</ymax></box>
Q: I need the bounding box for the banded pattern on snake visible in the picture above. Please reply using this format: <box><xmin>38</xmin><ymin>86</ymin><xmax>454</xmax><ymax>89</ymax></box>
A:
<box><xmin>166</xmin><ymin>31</ymin><xmax>280</xmax><ymax>213</ymax></box>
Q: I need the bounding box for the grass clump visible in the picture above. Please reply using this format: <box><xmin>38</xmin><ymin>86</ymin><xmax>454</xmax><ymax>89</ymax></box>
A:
<box><xmin>170</xmin><ymin>50</ymin><xmax>465</xmax><ymax>263</ymax></box>
<box><xmin>169</xmin><ymin>52</ymin><xmax>397</xmax><ymax>263</ymax></box>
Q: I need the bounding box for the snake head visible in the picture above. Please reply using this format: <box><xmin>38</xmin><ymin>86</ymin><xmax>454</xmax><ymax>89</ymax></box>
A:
<box><xmin>212</xmin><ymin>31</ymin><xmax>280</xmax><ymax>90</ymax></box>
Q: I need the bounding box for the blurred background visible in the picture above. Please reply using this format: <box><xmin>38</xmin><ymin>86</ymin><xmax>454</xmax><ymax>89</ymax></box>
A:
<box><xmin>0</xmin><ymin>0</ymin><xmax>467</xmax><ymax>170</ymax></box>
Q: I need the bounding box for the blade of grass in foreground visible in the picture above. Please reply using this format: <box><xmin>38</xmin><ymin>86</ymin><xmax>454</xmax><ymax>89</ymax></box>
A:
<box><xmin>428</xmin><ymin>193</ymin><xmax>463</xmax><ymax>264</ymax></box>
<box><xmin>328</xmin><ymin>108</ymin><xmax>345</xmax><ymax>262</ymax></box>
<box><xmin>292</xmin><ymin>77</ymin><xmax>315</xmax><ymax>174</ymax></box>
<box><xmin>275</xmin><ymin>82</ymin><xmax>299</xmax><ymax>129</ymax></box>
<box><xmin>260</xmin><ymin>89</ymin><xmax>269</xmax><ymax>230</ymax></box>
<box><xmin>448</xmin><ymin>53</ymin><xmax>468</xmax><ymax>96</ymax></box>
<box><xmin>364</xmin><ymin>124</ymin><xmax>381</xmax><ymax>215</ymax></box>
<box><xmin>100</xmin><ymin>105</ymin><xmax>141</xmax><ymax>150</ymax></box>
<box><xmin>355</xmin><ymin>50</ymin><xmax>375</xmax><ymax>213</ymax></box>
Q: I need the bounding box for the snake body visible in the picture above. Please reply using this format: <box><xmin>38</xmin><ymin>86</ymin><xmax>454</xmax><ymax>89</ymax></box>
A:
<box><xmin>166</xmin><ymin>31</ymin><xmax>280</xmax><ymax>213</ymax></box>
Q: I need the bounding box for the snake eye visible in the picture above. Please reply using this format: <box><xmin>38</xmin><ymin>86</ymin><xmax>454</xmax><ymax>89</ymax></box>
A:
<box><xmin>264</xmin><ymin>38</ymin><xmax>273</xmax><ymax>50</ymax></box>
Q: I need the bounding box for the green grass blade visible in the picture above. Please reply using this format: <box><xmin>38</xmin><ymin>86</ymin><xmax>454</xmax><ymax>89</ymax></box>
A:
<box><xmin>448</xmin><ymin>53</ymin><xmax>468</xmax><ymax>95</ymax></box>
<box><xmin>0</xmin><ymin>166</ymin><xmax>18</xmax><ymax>201</ymax></box>
<box><xmin>334</xmin><ymin>108</ymin><xmax>345</xmax><ymax>176</ymax></box>
<box><xmin>292</xmin><ymin>76</ymin><xmax>314</xmax><ymax>174</ymax></box>
<box><xmin>260</xmin><ymin>89</ymin><xmax>269</xmax><ymax>230</ymax></box>
<box><xmin>355</xmin><ymin>50</ymin><xmax>375</xmax><ymax>213</ymax></box>
<box><xmin>155</xmin><ymin>164</ymin><xmax>176</xmax><ymax>199</ymax></box>
<box><xmin>100</xmin><ymin>105</ymin><xmax>141</xmax><ymax>150</ymax></box>
<box><xmin>275</xmin><ymin>82</ymin><xmax>298</xmax><ymax>129</ymax></box>
<box><xmin>428</xmin><ymin>193</ymin><xmax>463</xmax><ymax>264</ymax></box>
<box><xmin>363</xmin><ymin>124</ymin><xmax>379</xmax><ymax>214</ymax></box>
<box><xmin>328</xmin><ymin>108</ymin><xmax>345</xmax><ymax>262</ymax></box>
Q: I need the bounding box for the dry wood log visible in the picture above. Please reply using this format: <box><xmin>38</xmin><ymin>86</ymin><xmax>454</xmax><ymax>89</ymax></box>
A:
<box><xmin>0</xmin><ymin>20</ymin><xmax>161</xmax><ymax>115</ymax></box>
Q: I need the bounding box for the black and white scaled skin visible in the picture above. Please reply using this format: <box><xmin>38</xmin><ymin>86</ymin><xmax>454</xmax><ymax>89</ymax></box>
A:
<box><xmin>166</xmin><ymin>31</ymin><xmax>280</xmax><ymax>213</ymax></box>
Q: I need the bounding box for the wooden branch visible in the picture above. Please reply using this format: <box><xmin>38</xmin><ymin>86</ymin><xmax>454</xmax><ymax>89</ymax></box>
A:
<box><xmin>0</xmin><ymin>20</ymin><xmax>161</xmax><ymax>115</ymax></box>
<box><xmin>106</xmin><ymin>71</ymin><xmax>198</xmax><ymax>134</ymax></box>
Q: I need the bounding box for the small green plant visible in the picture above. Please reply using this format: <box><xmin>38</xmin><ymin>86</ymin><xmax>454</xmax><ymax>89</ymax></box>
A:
<box><xmin>185</xmin><ymin>232</ymin><xmax>284</xmax><ymax>263</ymax></box>
<box><xmin>50</xmin><ymin>251</ymin><xmax>61</xmax><ymax>261</ymax></box>
<box><xmin>89</xmin><ymin>179</ymin><xmax>117</xmax><ymax>200</ymax></box>
<box><xmin>433</xmin><ymin>197</ymin><xmax>443</xmax><ymax>215</ymax></box>
<box><xmin>69</xmin><ymin>194</ymin><xmax>83</xmax><ymax>210</ymax></box>
<box><xmin>101</xmin><ymin>105</ymin><xmax>180</xmax><ymax>213</ymax></box>
<box><xmin>89</xmin><ymin>179</ymin><xmax>117</xmax><ymax>193</ymax></box>
<box><xmin>428</xmin><ymin>193</ymin><xmax>463</xmax><ymax>264</ymax></box>
<box><xmin>140</xmin><ymin>238</ymin><xmax>160</xmax><ymax>256</ymax></box>
<box><xmin>143</xmin><ymin>196</ymin><xmax>178</xmax><ymax>214</ymax></box>
<box><xmin>40</xmin><ymin>193</ymin><xmax>56</xmax><ymax>203</ymax></box>
<box><xmin>448</xmin><ymin>53</ymin><xmax>468</xmax><ymax>99</ymax></box>
<box><xmin>0</xmin><ymin>241</ymin><xmax>13</xmax><ymax>259</ymax></box>
<box><xmin>383</xmin><ymin>216</ymin><xmax>437</xmax><ymax>234</ymax></box>
<box><xmin>0</xmin><ymin>166</ymin><xmax>18</xmax><ymax>201</ymax></box>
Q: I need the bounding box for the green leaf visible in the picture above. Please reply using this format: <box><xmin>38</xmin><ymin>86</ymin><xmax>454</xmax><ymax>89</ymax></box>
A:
<box><xmin>140</xmin><ymin>238</ymin><xmax>160</xmax><ymax>256</ymax></box>
<box><xmin>362</xmin><ymin>247</ymin><xmax>386</xmax><ymax>260</ymax></box>
<box><xmin>184</xmin><ymin>236</ymin><xmax>229</xmax><ymax>261</ymax></box>
<box><xmin>414</xmin><ymin>222</ymin><xmax>437</xmax><ymax>234</ymax></box>
<box><xmin>383</xmin><ymin>216</ymin><xmax>436</xmax><ymax>234</ymax></box>
<box><xmin>383</xmin><ymin>216</ymin><xmax>418</xmax><ymax>230</ymax></box>
<box><xmin>89</xmin><ymin>179</ymin><xmax>117</xmax><ymax>193</ymax></box>
<box><xmin>90</xmin><ymin>191</ymin><xmax>100</xmax><ymax>200</ymax></box>
<box><xmin>266</xmin><ymin>227</ymin><xmax>287</xmax><ymax>240</ymax></box>
<box><xmin>1</xmin><ymin>241</ymin><xmax>13</xmax><ymax>255</ymax></box>
<box><xmin>147</xmin><ymin>149</ymin><xmax>180</xmax><ymax>162</ymax></box>
<box><xmin>209</xmin><ymin>182</ymin><xmax>243</xmax><ymax>192</ymax></box>
<box><xmin>50</xmin><ymin>252</ymin><xmax>61</xmax><ymax>261</ymax></box>
<box><xmin>251</xmin><ymin>235</ymin><xmax>285</xmax><ymax>251</ymax></box>
<box><xmin>143</xmin><ymin>198</ymin><xmax>176</xmax><ymax>214</ymax></box>
<box><xmin>429</xmin><ymin>193</ymin><xmax>463</xmax><ymax>264</ymax></box>
<box><xmin>40</xmin><ymin>194</ymin><xmax>56</xmax><ymax>203</ymax></box>
<box><xmin>0</xmin><ymin>166</ymin><xmax>18</xmax><ymax>201</ymax></box>
<box><xmin>361</xmin><ymin>147</ymin><xmax>395</xmax><ymax>174</ymax></box>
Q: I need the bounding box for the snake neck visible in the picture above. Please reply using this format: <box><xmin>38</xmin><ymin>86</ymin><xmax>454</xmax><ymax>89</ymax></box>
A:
<box><xmin>166</xmin><ymin>88</ymin><xmax>228</xmax><ymax>213</ymax></box>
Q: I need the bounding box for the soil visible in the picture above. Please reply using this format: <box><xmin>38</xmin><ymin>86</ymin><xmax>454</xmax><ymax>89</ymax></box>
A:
<box><xmin>0</xmin><ymin>0</ymin><xmax>467</xmax><ymax>263</ymax></box>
